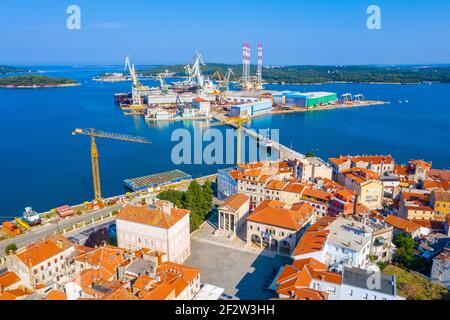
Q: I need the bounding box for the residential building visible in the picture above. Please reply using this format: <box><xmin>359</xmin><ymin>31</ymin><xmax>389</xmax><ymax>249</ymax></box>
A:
<box><xmin>217</xmin><ymin>167</ymin><xmax>240</xmax><ymax>200</ymax></box>
<box><xmin>384</xmin><ymin>215</ymin><xmax>422</xmax><ymax>238</ymax></box>
<box><xmin>274</xmin><ymin>258</ymin><xmax>402</xmax><ymax>300</ymax></box>
<box><xmin>397</xmin><ymin>190</ymin><xmax>435</xmax><ymax>220</ymax></box>
<box><xmin>217</xmin><ymin>193</ymin><xmax>250</xmax><ymax>237</ymax></box>
<box><xmin>337</xmin><ymin>168</ymin><xmax>383</xmax><ymax>210</ymax></box>
<box><xmin>5</xmin><ymin>235</ymin><xmax>75</xmax><ymax>289</ymax></box>
<box><xmin>274</xmin><ymin>258</ymin><xmax>342</xmax><ymax>300</ymax></box>
<box><xmin>324</xmin><ymin>217</ymin><xmax>372</xmax><ymax>270</ymax></box>
<box><xmin>430</xmin><ymin>191</ymin><xmax>450</xmax><ymax>222</ymax></box>
<box><xmin>339</xmin><ymin>267</ymin><xmax>402</xmax><ymax>300</ymax></box>
<box><xmin>116</xmin><ymin>200</ymin><xmax>190</xmax><ymax>263</ymax></box>
<box><xmin>430</xmin><ymin>248</ymin><xmax>450</xmax><ymax>289</ymax></box>
<box><xmin>329</xmin><ymin>155</ymin><xmax>395</xmax><ymax>179</ymax></box>
<box><xmin>289</xmin><ymin>157</ymin><xmax>333</xmax><ymax>182</ymax></box>
<box><xmin>246</xmin><ymin>200</ymin><xmax>315</xmax><ymax>255</ymax></box>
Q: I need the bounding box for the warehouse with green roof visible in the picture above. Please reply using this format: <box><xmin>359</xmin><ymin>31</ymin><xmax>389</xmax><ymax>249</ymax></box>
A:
<box><xmin>273</xmin><ymin>91</ymin><xmax>337</xmax><ymax>109</ymax></box>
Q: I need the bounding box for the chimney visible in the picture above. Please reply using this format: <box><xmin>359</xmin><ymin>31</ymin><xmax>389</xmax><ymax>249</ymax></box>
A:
<box><xmin>55</xmin><ymin>239</ymin><xmax>64</xmax><ymax>249</ymax></box>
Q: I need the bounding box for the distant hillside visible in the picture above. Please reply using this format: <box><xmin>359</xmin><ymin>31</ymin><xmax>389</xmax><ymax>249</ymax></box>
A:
<box><xmin>0</xmin><ymin>65</ymin><xmax>29</xmax><ymax>74</ymax></box>
<box><xmin>140</xmin><ymin>64</ymin><xmax>450</xmax><ymax>84</ymax></box>
<box><xmin>0</xmin><ymin>75</ymin><xmax>78</xmax><ymax>88</ymax></box>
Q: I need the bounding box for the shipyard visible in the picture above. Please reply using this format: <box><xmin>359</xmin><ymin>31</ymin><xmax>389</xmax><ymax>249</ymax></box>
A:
<box><xmin>113</xmin><ymin>44</ymin><xmax>388</xmax><ymax>123</ymax></box>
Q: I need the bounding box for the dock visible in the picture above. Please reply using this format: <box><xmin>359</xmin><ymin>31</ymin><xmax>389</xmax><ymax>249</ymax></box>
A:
<box><xmin>211</xmin><ymin>114</ymin><xmax>304</xmax><ymax>161</ymax></box>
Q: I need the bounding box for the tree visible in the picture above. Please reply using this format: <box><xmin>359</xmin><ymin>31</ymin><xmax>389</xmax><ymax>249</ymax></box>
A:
<box><xmin>305</xmin><ymin>151</ymin><xmax>315</xmax><ymax>157</ymax></box>
<box><xmin>393</xmin><ymin>233</ymin><xmax>417</xmax><ymax>269</ymax></box>
<box><xmin>5</xmin><ymin>243</ymin><xmax>17</xmax><ymax>255</ymax></box>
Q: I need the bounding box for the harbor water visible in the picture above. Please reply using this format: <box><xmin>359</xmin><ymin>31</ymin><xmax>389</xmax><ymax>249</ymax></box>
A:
<box><xmin>0</xmin><ymin>66</ymin><xmax>449</xmax><ymax>216</ymax></box>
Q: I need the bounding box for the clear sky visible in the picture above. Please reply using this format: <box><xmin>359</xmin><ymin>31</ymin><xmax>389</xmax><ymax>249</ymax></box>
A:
<box><xmin>1</xmin><ymin>0</ymin><xmax>449</xmax><ymax>65</ymax></box>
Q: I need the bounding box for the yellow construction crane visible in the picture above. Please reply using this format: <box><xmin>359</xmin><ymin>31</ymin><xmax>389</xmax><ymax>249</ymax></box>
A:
<box><xmin>72</xmin><ymin>128</ymin><xmax>151</xmax><ymax>202</ymax></box>
<box><xmin>207</xmin><ymin>116</ymin><xmax>250</xmax><ymax>165</ymax></box>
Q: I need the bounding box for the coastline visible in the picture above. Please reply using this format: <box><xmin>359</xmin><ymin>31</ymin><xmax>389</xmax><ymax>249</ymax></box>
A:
<box><xmin>0</xmin><ymin>83</ymin><xmax>80</xmax><ymax>89</ymax></box>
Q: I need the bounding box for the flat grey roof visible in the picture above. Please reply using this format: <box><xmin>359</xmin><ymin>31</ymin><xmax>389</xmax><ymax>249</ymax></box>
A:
<box><xmin>343</xmin><ymin>267</ymin><xmax>396</xmax><ymax>296</ymax></box>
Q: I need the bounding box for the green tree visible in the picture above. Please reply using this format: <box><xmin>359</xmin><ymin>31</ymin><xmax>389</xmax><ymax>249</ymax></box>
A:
<box><xmin>5</xmin><ymin>243</ymin><xmax>17</xmax><ymax>255</ymax></box>
<box><xmin>157</xmin><ymin>189</ymin><xmax>185</xmax><ymax>208</ymax></box>
<box><xmin>305</xmin><ymin>151</ymin><xmax>315</xmax><ymax>157</ymax></box>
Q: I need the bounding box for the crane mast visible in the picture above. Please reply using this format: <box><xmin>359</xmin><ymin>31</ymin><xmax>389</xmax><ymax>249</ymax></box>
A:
<box><xmin>72</xmin><ymin>128</ymin><xmax>150</xmax><ymax>202</ymax></box>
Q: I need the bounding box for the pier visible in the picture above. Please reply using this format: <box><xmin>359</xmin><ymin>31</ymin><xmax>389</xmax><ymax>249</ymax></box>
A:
<box><xmin>211</xmin><ymin>115</ymin><xmax>305</xmax><ymax>161</ymax></box>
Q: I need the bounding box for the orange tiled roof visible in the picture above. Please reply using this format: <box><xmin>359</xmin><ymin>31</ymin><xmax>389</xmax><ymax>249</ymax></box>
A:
<box><xmin>141</xmin><ymin>282</ymin><xmax>175</xmax><ymax>300</ymax></box>
<box><xmin>117</xmin><ymin>204</ymin><xmax>189</xmax><ymax>229</ymax></box>
<box><xmin>16</xmin><ymin>235</ymin><xmax>73</xmax><ymax>267</ymax></box>
<box><xmin>0</xmin><ymin>271</ymin><xmax>20</xmax><ymax>289</ymax></box>
<box><xmin>293</xmin><ymin>217</ymin><xmax>336</xmax><ymax>256</ymax></box>
<box><xmin>220</xmin><ymin>193</ymin><xmax>249</xmax><ymax>212</ymax></box>
<box><xmin>428</xmin><ymin>169</ymin><xmax>450</xmax><ymax>181</ymax></box>
<box><xmin>409</xmin><ymin>159</ymin><xmax>432</xmax><ymax>169</ymax></box>
<box><xmin>276</xmin><ymin>257</ymin><xmax>340</xmax><ymax>300</ymax></box>
<box><xmin>74</xmin><ymin>245</ymin><xmax>127</xmax><ymax>276</ymax></box>
<box><xmin>104</xmin><ymin>287</ymin><xmax>138</xmax><ymax>300</ymax></box>
<box><xmin>302</xmin><ymin>188</ymin><xmax>333</xmax><ymax>201</ymax></box>
<box><xmin>46</xmin><ymin>290</ymin><xmax>67</xmax><ymax>300</ymax></box>
<box><xmin>384</xmin><ymin>215</ymin><xmax>421</xmax><ymax>233</ymax></box>
<box><xmin>266</xmin><ymin>180</ymin><xmax>289</xmax><ymax>191</ymax></box>
<box><xmin>247</xmin><ymin>200</ymin><xmax>313</xmax><ymax>231</ymax></box>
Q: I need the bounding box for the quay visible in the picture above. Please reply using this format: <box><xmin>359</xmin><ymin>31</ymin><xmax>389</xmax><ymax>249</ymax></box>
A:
<box><xmin>211</xmin><ymin>114</ymin><xmax>305</xmax><ymax>161</ymax></box>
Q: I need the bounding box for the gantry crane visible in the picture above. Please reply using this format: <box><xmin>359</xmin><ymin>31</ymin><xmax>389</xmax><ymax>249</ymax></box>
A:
<box><xmin>207</xmin><ymin>116</ymin><xmax>250</xmax><ymax>164</ymax></box>
<box><xmin>72</xmin><ymin>128</ymin><xmax>151</xmax><ymax>202</ymax></box>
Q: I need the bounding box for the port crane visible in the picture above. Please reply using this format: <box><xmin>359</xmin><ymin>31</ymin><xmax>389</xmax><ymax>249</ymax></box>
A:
<box><xmin>72</xmin><ymin>128</ymin><xmax>150</xmax><ymax>202</ymax></box>
<box><xmin>207</xmin><ymin>116</ymin><xmax>250</xmax><ymax>164</ymax></box>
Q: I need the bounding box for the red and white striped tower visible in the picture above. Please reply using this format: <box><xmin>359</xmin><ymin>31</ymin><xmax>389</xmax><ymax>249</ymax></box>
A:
<box><xmin>246</xmin><ymin>43</ymin><xmax>251</xmax><ymax>81</ymax></box>
<box><xmin>242</xmin><ymin>42</ymin><xmax>247</xmax><ymax>82</ymax></box>
<box><xmin>257</xmin><ymin>43</ymin><xmax>263</xmax><ymax>84</ymax></box>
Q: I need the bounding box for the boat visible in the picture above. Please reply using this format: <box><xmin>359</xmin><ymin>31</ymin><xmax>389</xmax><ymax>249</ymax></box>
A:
<box><xmin>259</xmin><ymin>129</ymin><xmax>273</xmax><ymax>149</ymax></box>
<box><xmin>22</xmin><ymin>207</ymin><xmax>41</xmax><ymax>226</ymax></box>
<box><xmin>93</xmin><ymin>72</ymin><xmax>131</xmax><ymax>82</ymax></box>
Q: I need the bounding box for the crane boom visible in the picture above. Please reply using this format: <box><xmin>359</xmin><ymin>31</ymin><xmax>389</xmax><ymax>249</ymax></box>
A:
<box><xmin>72</xmin><ymin>128</ymin><xmax>151</xmax><ymax>144</ymax></box>
<box><xmin>72</xmin><ymin>128</ymin><xmax>150</xmax><ymax>201</ymax></box>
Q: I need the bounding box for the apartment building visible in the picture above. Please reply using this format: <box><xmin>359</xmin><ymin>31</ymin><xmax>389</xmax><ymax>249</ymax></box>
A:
<box><xmin>289</xmin><ymin>157</ymin><xmax>333</xmax><ymax>182</ymax></box>
<box><xmin>430</xmin><ymin>191</ymin><xmax>450</xmax><ymax>222</ymax></box>
<box><xmin>337</xmin><ymin>167</ymin><xmax>383</xmax><ymax>210</ymax></box>
<box><xmin>274</xmin><ymin>258</ymin><xmax>402</xmax><ymax>300</ymax></box>
<box><xmin>329</xmin><ymin>155</ymin><xmax>395</xmax><ymax>179</ymax></box>
<box><xmin>116</xmin><ymin>200</ymin><xmax>190</xmax><ymax>263</ymax></box>
<box><xmin>5</xmin><ymin>235</ymin><xmax>75</xmax><ymax>289</ymax></box>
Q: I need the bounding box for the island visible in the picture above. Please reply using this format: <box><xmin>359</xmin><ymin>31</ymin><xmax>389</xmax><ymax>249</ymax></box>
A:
<box><xmin>0</xmin><ymin>75</ymin><xmax>79</xmax><ymax>88</ymax></box>
<box><xmin>141</xmin><ymin>64</ymin><xmax>450</xmax><ymax>84</ymax></box>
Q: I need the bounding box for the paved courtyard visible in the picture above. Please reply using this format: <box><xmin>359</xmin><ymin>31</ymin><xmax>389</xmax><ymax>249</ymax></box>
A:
<box><xmin>186</xmin><ymin>213</ymin><xmax>292</xmax><ymax>300</ymax></box>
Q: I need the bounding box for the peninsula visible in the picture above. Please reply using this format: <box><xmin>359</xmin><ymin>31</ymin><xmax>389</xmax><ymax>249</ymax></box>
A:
<box><xmin>141</xmin><ymin>64</ymin><xmax>450</xmax><ymax>85</ymax></box>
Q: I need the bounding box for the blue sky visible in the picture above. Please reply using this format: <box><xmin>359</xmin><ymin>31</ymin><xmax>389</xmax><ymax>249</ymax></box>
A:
<box><xmin>1</xmin><ymin>0</ymin><xmax>449</xmax><ymax>65</ymax></box>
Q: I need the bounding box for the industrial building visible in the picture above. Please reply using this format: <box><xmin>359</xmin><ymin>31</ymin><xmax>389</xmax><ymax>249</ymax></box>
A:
<box><xmin>124</xmin><ymin>170</ymin><xmax>192</xmax><ymax>191</ymax></box>
<box><xmin>273</xmin><ymin>91</ymin><xmax>337</xmax><ymax>108</ymax></box>
<box><xmin>229</xmin><ymin>99</ymin><xmax>273</xmax><ymax>117</ymax></box>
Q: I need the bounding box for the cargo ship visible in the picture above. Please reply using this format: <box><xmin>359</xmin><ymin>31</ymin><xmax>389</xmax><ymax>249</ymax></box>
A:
<box><xmin>22</xmin><ymin>207</ymin><xmax>42</xmax><ymax>226</ymax></box>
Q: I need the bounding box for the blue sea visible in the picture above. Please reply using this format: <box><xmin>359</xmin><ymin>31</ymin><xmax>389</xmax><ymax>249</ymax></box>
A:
<box><xmin>0</xmin><ymin>66</ymin><xmax>449</xmax><ymax>217</ymax></box>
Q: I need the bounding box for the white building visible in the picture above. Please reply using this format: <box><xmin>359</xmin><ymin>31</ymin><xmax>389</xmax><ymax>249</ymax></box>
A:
<box><xmin>192</xmin><ymin>97</ymin><xmax>210</xmax><ymax>116</ymax></box>
<box><xmin>430</xmin><ymin>248</ymin><xmax>450</xmax><ymax>289</ymax></box>
<box><xmin>217</xmin><ymin>193</ymin><xmax>250</xmax><ymax>237</ymax></box>
<box><xmin>290</xmin><ymin>157</ymin><xmax>333</xmax><ymax>182</ymax></box>
<box><xmin>116</xmin><ymin>200</ymin><xmax>190</xmax><ymax>264</ymax></box>
<box><xmin>5</xmin><ymin>235</ymin><xmax>75</xmax><ymax>289</ymax></box>
<box><xmin>340</xmin><ymin>267</ymin><xmax>403</xmax><ymax>300</ymax></box>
